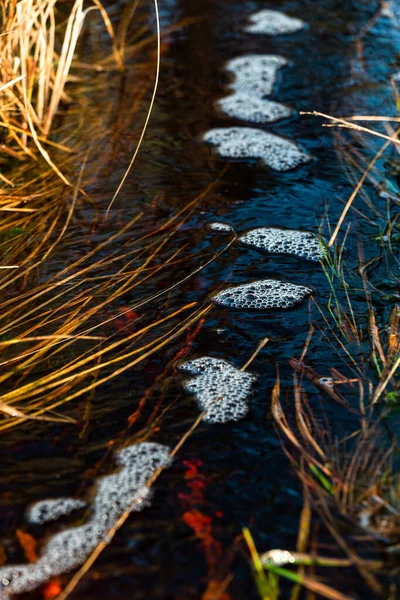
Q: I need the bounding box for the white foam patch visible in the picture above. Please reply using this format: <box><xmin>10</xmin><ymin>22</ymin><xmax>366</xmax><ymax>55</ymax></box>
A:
<box><xmin>212</xmin><ymin>279</ymin><xmax>312</xmax><ymax>310</ymax></box>
<box><xmin>225</xmin><ymin>55</ymin><xmax>288</xmax><ymax>96</ymax></box>
<box><xmin>0</xmin><ymin>443</ymin><xmax>171</xmax><ymax>599</ymax></box>
<box><xmin>245</xmin><ymin>10</ymin><xmax>305</xmax><ymax>36</ymax></box>
<box><xmin>203</xmin><ymin>127</ymin><xmax>311</xmax><ymax>171</ymax></box>
<box><xmin>179</xmin><ymin>357</ymin><xmax>255</xmax><ymax>423</ymax></box>
<box><xmin>239</xmin><ymin>228</ymin><xmax>324</xmax><ymax>262</ymax></box>
<box><xmin>217</xmin><ymin>93</ymin><xmax>292</xmax><ymax>123</ymax></box>
<box><xmin>26</xmin><ymin>498</ymin><xmax>87</xmax><ymax>525</ymax></box>
<box><xmin>319</xmin><ymin>377</ymin><xmax>335</xmax><ymax>389</ymax></box>
<box><xmin>207</xmin><ymin>222</ymin><xmax>234</xmax><ymax>233</ymax></box>
<box><xmin>262</xmin><ymin>549</ymin><xmax>297</xmax><ymax>566</ymax></box>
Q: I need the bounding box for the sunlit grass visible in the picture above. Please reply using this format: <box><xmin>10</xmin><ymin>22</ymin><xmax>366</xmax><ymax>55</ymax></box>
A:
<box><xmin>0</xmin><ymin>179</ymin><xmax>235</xmax><ymax>429</ymax></box>
<box><xmin>0</xmin><ymin>1</ymin><xmax>234</xmax><ymax>432</ymax></box>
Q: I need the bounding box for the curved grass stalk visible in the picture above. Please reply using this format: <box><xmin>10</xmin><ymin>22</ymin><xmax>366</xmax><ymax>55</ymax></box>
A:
<box><xmin>106</xmin><ymin>0</ymin><xmax>160</xmax><ymax>213</ymax></box>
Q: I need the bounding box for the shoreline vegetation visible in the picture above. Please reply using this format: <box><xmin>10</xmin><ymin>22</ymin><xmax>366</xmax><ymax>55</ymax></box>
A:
<box><xmin>0</xmin><ymin>1</ymin><xmax>399</xmax><ymax>599</ymax></box>
<box><xmin>0</xmin><ymin>0</ymin><xmax>211</xmax><ymax>432</ymax></box>
<box><xmin>249</xmin><ymin>96</ymin><xmax>400</xmax><ymax>600</ymax></box>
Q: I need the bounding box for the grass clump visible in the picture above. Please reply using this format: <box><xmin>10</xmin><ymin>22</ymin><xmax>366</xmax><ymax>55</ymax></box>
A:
<box><xmin>246</xmin><ymin>100</ymin><xmax>400</xmax><ymax>598</ymax></box>
<box><xmin>0</xmin><ymin>0</ymin><xmax>229</xmax><ymax>430</ymax></box>
<box><xmin>0</xmin><ymin>0</ymin><xmax>123</xmax><ymax>181</ymax></box>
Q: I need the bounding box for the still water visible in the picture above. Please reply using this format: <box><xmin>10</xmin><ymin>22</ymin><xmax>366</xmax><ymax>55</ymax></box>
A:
<box><xmin>1</xmin><ymin>0</ymin><xmax>400</xmax><ymax>598</ymax></box>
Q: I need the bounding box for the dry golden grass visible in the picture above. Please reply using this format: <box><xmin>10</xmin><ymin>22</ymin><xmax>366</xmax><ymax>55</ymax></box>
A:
<box><xmin>0</xmin><ymin>0</ymin><xmax>124</xmax><ymax>176</ymax></box>
<box><xmin>0</xmin><ymin>176</ymin><xmax>236</xmax><ymax>429</ymax></box>
<box><xmin>302</xmin><ymin>109</ymin><xmax>400</xmax><ymax>246</ymax></box>
<box><xmin>271</xmin><ymin>374</ymin><xmax>390</xmax><ymax>596</ymax></box>
<box><xmin>259</xmin><ymin>93</ymin><xmax>400</xmax><ymax>597</ymax></box>
<box><xmin>0</xmin><ymin>0</ymin><xmax>234</xmax><ymax>432</ymax></box>
<box><xmin>267</xmin><ymin>250</ymin><xmax>400</xmax><ymax>597</ymax></box>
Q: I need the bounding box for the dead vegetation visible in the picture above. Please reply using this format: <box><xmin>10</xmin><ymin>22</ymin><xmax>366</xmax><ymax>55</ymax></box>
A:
<box><xmin>247</xmin><ymin>96</ymin><xmax>400</xmax><ymax>598</ymax></box>
<box><xmin>0</xmin><ymin>0</ymin><xmax>232</xmax><ymax>431</ymax></box>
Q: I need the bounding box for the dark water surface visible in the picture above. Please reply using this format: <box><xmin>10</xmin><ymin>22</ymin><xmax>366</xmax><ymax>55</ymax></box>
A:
<box><xmin>1</xmin><ymin>1</ymin><xmax>400</xmax><ymax>598</ymax></box>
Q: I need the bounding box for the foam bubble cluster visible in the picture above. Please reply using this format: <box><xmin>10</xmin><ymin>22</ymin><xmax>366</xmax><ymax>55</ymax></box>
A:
<box><xmin>212</xmin><ymin>279</ymin><xmax>312</xmax><ymax>309</ymax></box>
<box><xmin>26</xmin><ymin>498</ymin><xmax>87</xmax><ymax>525</ymax></box>
<box><xmin>239</xmin><ymin>228</ymin><xmax>324</xmax><ymax>261</ymax></box>
<box><xmin>0</xmin><ymin>443</ymin><xmax>171</xmax><ymax>599</ymax></box>
<box><xmin>203</xmin><ymin>127</ymin><xmax>311</xmax><ymax>170</ymax></box>
<box><xmin>217</xmin><ymin>93</ymin><xmax>292</xmax><ymax>123</ymax></box>
<box><xmin>245</xmin><ymin>10</ymin><xmax>305</xmax><ymax>36</ymax></box>
<box><xmin>319</xmin><ymin>377</ymin><xmax>335</xmax><ymax>389</ymax></box>
<box><xmin>225</xmin><ymin>55</ymin><xmax>288</xmax><ymax>96</ymax></box>
<box><xmin>179</xmin><ymin>357</ymin><xmax>255</xmax><ymax>423</ymax></box>
<box><xmin>261</xmin><ymin>549</ymin><xmax>297</xmax><ymax>567</ymax></box>
<box><xmin>207</xmin><ymin>222</ymin><xmax>234</xmax><ymax>234</ymax></box>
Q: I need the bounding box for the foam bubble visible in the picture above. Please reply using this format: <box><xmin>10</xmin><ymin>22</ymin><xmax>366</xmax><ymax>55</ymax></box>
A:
<box><xmin>212</xmin><ymin>279</ymin><xmax>312</xmax><ymax>310</ymax></box>
<box><xmin>225</xmin><ymin>55</ymin><xmax>288</xmax><ymax>96</ymax></box>
<box><xmin>319</xmin><ymin>377</ymin><xmax>335</xmax><ymax>389</ymax></box>
<box><xmin>262</xmin><ymin>549</ymin><xmax>297</xmax><ymax>566</ymax></box>
<box><xmin>179</xmin><ymin>357</ymin><xmax>255</xmax><ymax>423</ymax></box>
<box><xmin>26</xmin><ymin>498</ymin><xmax>87</xmax><ymax>525</ymax></box>
<box><xmin>239</xmin><ymin>228</ymin><xmax>324</xmax><ymax>261</ymax></box>
<box><xmin>203</xmin><ymin>127</ymin><xmax>311</xmax><ymax>171</ymax></box>
<box><xmin>217</xmin><ymin>93</ymin><xmax>292</xmax><ymax>123</ymax></box>
<box><xmin>245</xmin><ymin>10</ymin><xmax>305</xmax><ymax>36</ymax></box>
<box><xmin>0</xmin><ymin>443</ymin><xmax>171</xmax><ymax>599</ymax></box>
<box><xmin>206</xmin><ymin>222</ymin><xmax>234</xmax><ymax>234</ymax></box>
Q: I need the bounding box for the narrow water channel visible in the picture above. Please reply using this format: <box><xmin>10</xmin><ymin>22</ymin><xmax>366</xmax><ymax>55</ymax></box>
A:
<box><xmin>1</xmin><ymin>1</ymin><xmax>400</xmax><ymax>598</ymax></box>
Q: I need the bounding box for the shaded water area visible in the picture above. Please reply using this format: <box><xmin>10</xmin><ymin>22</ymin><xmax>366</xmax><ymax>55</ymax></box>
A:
<box><xmin>1</xmin><ymin>0</ymin><xmax>400</xmax><ymax>598</ymax></box>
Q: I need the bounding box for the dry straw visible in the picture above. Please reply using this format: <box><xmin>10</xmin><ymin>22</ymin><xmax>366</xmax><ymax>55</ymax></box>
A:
<box><xmin>0</xmin><ymin>0</ymin><xmax>220</xmax><ymax>429</ymax></box>
<box><xmin>0</xmin><ymin>0</ymin><xmax>122</xmax><ymax>178</ymax></box>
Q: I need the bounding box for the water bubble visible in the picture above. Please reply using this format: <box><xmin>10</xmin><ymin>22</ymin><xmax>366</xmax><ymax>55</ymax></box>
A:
<box><xmin>179</xmin><ymin>357</ymin><xmax>256</xmax><ymax>424</ymax></box>
<box><xmin>225</xmin><ymin>54</ymin><xmax>288</xmax><ymax>97</ymax></box>
<box><xmin>217</xmin><ymin>93</ymin><xmax>292</xmax><ymax>124</ymax></box>
<box><xmin>206</xmin><ymin>222</ymin><xmax>234</xmax><ymax>234</ymax></box>
<box><xmin>0</xmin><ymin>443</ymin><xmax>171</xmax><ymax>599</ymax></box>
<box><xmin>319</xmin><ymin>377</ymin><xmax>335</xmax><ymax>389</ymax></box>
<box><xmin>239</xmin><ymin>227</ymin><xmax>324</xmax><ymax>261</ymax></box>
<box><xmin>26</xmin><ymin>498</ymin><xmax>87</xmax><ymax>525</ymax></box>
<box><xmin>203</xmin><ymin>127</ymin><xmax>311</xmax><ymax>171</ymax></box>
<box><xmin>212</xmin><ymin>279</ymin><xmax>312</xmax><ymax>310</ymax></box>
<box><xmin>245</xmin><ymin>10</ymin><xmax>305</xmax><ymax>36</ymax></box>
<box><xmin>262</xmin><ymin>549</ymin><xmax>297</xmax><ymax>567</ymax></box>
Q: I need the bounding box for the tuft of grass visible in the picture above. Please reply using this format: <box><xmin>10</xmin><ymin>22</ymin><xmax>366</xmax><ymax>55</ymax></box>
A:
<box><xmin>0</xmin><ymin>0</ymin><xmax>122</xmax><ymax>173</ymax></box>
<box><xmin>269</xmin><ymin>95</ymin><xmax>400</xmax><ymax>592</ymax></box>
<box><xmin>269</xmin><ymin>219</ymin><xmax>400</xmax><ymax>596</ymax></box>
<box><xmin>0</xmin><ymin>0</ymin><xmax>230</xmax><ymax>431</ymax></box>
<box><xmin>244</xmin><ymin>528</ymin><xmax>357</xmax><ymax>600</ymax></box>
